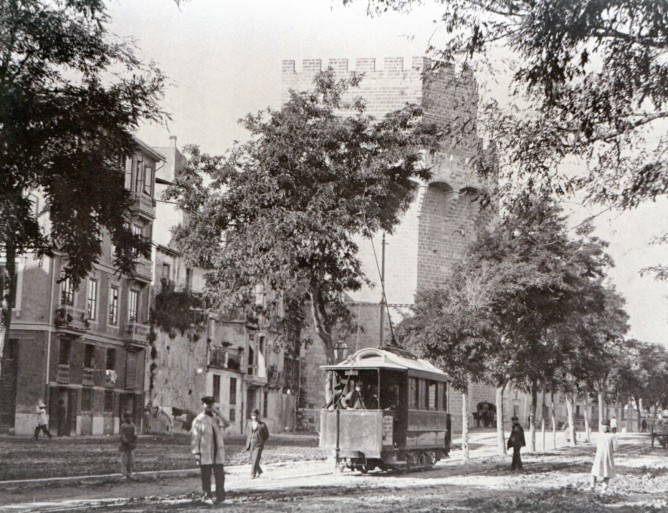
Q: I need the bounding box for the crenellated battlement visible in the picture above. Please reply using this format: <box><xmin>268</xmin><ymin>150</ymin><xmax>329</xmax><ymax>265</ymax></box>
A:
<box><xmin>282</xmin><ymin>57</ymin><xmax>430</xmax><ymax>76</ymax></box>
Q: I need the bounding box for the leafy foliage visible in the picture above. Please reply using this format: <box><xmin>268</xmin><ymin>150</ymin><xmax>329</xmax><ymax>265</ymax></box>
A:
<box><xmin>168</xmin><ymin>70</ymin><xmax>440</xmax><ymax>362</ymax></box>
<box><xmin>153</xmin><ymin>286</ymin><xmax>204</xmax><ymax>337</ymax></box>
<box><xmin>0</xmin><ymin>0</ymin><xmax>167</xmax><ymax>283</ymax></box>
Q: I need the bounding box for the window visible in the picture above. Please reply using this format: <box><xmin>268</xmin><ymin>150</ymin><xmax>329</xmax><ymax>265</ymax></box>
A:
<box><xmin>229</xmin><ymin>377</ymin><xmax>237</xmax><ymax>405</ymax></box>
<box><xmin>108</xmin><ymin>285</ymin><xmax>119</xmax><ymax>325</ymax></box>
<box><xmin>81</xmin><ymin>388</ymin><xmax>93</xmax><ymax>411</ymax></box>
<box><xmin>438</xmin><ymin>383</ymin><xmax>447</xmax><ymax>411</ymax></box>
<box><xmin>213</xmin><ymin>375</ymin><xmax>221</xmax><ymax>404</ymax></box>
<box><xmin>162</xmin><ymin>263</ymin><xmax>171</xmax><ymax>280</ymax></box>
<box><xmin>61</xmin><ymin>277</ymin><xmax>74</xmax><ymax>306</ymax></box>
<box><xmin>185</xmin><ymin>267</ymin><xmax>193</xmax><ymax>292</ymax></box>
<box><xmin>106</xmin><ymin>348</ymin><xmax>116</xmax><ymax>370</ymax></box>
<box><xmin>124</xmin><ymin>157</ymin><xmax>133</xmax><ymax>190</ymax></box>
<box><xmin>263</xmin><ymin>391</ymin><xmax>268</xmax><ymax>418</ymax></box>
<box><xmin>428</xmin><ymin>381</ymin><xmax>437</xmax><ymax>410</ymax></box>
<box><xmin>86</xmin><ymin>279</ymin><xmax>98</xmax><ymax>321</ymax></box>
<box><xmin>104</xmin><ymin>391</ymin><xmax>114</xmax><ymax>412</ymax></box>
<box><xmin>128</xmin><ymin>289</ymin><xmax>139</xmax><ymax>322</ymax></box>
<box><xmin>409</xmin><ymin>378</ymin><xmax>418</xmax><ymax>409</ymax></box>
<box><xmin>143</xmin><ymin>163</ymin><xmax>153</xmax><ymax>196</ymax></box>
<box><xmin>58</xmin><ymin>340</ymin><xmax>71</xmax><ymax>365</ymax></box>
<box><xmin>131</xmin><ymin>224</ymin><xmax>143</xmax><ymax>257</ymax></box>
<box><xmin>134</xmin><ymin>157</ymin><xmax>144</xmax><ymax>192</ymax></box>
<box><xmin>84</xmin><ymin>344</ymin><xmax>95</xmax><ymax>368</ymax></box>
<box><xmin>229</xmin><ymin>408</ymin><xmax>236</xmax><ymax>422</ymax></box>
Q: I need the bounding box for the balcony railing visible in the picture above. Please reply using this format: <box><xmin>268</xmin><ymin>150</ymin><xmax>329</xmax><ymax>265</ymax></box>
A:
<box><xmin>267</xmin><ymin>367</ymin><xmax>284</xmax><ymax>388</ymax></box>
<box><xmin>56</xmin><ymin>364</ymin><xmax>70</xmax><ymax>384</ymax></box>
<box><xmin>82</xmin><ymin>367</ymin><xmax>95</xmax><ymax>386</ymax></box>
<box><xmin>209</xmin><ymin>347</ymin><xmax>243</xmax><ymax>372</ymax></box>
<box><xmin>130</xmin><ymin>191</ymin><xmax>156</xmax><ymax>219</ymax></box>
<box><xmin>126</xmin><ymin>320</ymin><xmax>150</xmax><ymax>345</ymax></box>
<box><xmin>54</xmin><ymin>306</ymin><xmax>89</xmax><ymax>334</ymax></box>
<box><xmin>133</xmin><ymin>257</ymin><xmax>152</xmax><ymax>283</ymax></box>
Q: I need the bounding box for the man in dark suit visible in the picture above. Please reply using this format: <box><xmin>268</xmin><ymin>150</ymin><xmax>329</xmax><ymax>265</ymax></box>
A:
<box><xmin>246</xmin><ymin>408</ymin><xmax>270</xmax><ymax>478</ymax></box>
<box><xmin>342</xmin><ymin>383</ymin><xmax>367</xmax><ymax>409</ymax></box>
<box><xmin>507</xmin><ymin>416</ymin><xmax>526</xmax><ymax>471</ymax></box>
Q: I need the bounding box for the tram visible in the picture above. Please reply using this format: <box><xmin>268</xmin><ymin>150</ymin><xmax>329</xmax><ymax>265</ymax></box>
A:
<box><xmin>320</xmin><ymin>346</ymin><xmax>452</xmax><ymax>473</ymax></box>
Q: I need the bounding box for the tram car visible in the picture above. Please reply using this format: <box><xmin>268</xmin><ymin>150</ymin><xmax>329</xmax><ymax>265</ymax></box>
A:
<box><xmin>320</xmin><ymin>346</ymin><xmax>452</xmax><ymax>473</ymax></box>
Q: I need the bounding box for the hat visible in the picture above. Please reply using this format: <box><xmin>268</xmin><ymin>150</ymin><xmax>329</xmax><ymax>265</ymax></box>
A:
<box><xmin>201</xmin><ymin>396</ymin><xmax>216</xmax><ymax>405</ymax></box>
<box><xmin>250</xmin><ymin>408</ymin><xmax>260</xmax><ymax>417</ymax></box>
<box><xmin>511</xmin><ymin>416</ymin><xmax>519</xmax><ymax>421</ymax></box>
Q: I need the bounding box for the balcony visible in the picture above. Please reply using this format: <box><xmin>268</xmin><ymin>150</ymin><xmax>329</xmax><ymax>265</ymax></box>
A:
<box><xmin>125</xmin><ymin>321</ymin><xmax>150</xmax><ymax>346</ymax></box>
<box><xmin>267</xmin><ymin>366</ymin><xmax>284</xmax><ymax>389</ymax></box>
<box><xmin>82</xmin><ymin>367</ymin><xmax>95</xmax><ymax>386</ymax></box>
<box><xmin>130</xmin><ymin>191</ymin><xmax>156</xmax><ymax>220</ymax></box>
<box><xmin>209</xmin><ymin>347</ymin><xmax>243</xmax><ymax>372</ymax></box>
<box><xmin>56</xmin><ymin>364</ymin><xmax>70</xmax><ymax>384</ymax></box>
<box><xmin>54</xmin><ymin>306</ymin><xmax>89</xmax><ymax>335</ymax></box>
<box><xmin>132</xmin><ymin>257</ymin><xmax>152</xmax><ymax>283</ymax></box>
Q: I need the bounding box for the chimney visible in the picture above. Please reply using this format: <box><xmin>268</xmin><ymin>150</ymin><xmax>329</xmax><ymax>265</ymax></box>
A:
<box><xmin>169</xmin><ymin>135</ymin><xmax>177</xmax><ymax>148</ymax></box>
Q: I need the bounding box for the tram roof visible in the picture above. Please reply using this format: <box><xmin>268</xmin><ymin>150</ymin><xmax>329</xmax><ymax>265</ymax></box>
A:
<box><xmin>321</xmin><ymin>347</ymin><xmax>450</xmax><ymax>379</ymax></box>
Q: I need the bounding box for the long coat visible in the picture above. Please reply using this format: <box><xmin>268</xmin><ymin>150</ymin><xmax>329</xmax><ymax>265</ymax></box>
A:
<box><xmin>191</xmin><ymin>412</ymin><xmax>228</xmax><ymax>465</ymax></box>
<box><xmin>245</xmin><ymin>420</ymin><xmax>270</xmax><ymax>450</ymax></box>
<box><xmin>591</xmin><ymin>432</ymin><xmax>617</xmax><ymax>478</ymax></box>
<box><xmin>507</xmin><ymin>423</ymin><xmax>526</xmax><ymax>449</ymax></box>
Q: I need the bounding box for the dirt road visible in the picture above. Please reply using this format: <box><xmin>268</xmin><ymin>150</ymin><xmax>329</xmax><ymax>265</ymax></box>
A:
<box><xmin>1</xmin><ymin>433</ymin><xmax>666</xmax><ymax>513</ymax></box>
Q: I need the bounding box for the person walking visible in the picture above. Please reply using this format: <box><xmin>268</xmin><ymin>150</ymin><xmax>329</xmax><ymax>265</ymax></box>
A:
<box><xmin>33</xmin><ymin>400</ymin><xmax>53</xmax><ymax>440</ymax></box>
<box><xmin>246</xmin><ymin>408</ymin><xmax>270</xmax><ymax>479</ymax></box>
<box><xmin>610</xmin><ymin>416</ymin><xmax>618</xmax><ymax>434</ymax></box>
<box><xmin>119</xmin><ymin>411</ymin><xmax>137</xmax><ymax>480</ymax></box>
<box><xmin>507</xmin><ymin>416</ymin><xmax>526</xmax><ymax>471</ymax></box>
<box><xmin>591</xmin><ymin>420</ymin><xmax>617</xmax><ymax>492</ymax></box>
<box><xmin>191</xmin><ymin>396</ymin><xmax>230</xmax><ymax>505</ymax></box>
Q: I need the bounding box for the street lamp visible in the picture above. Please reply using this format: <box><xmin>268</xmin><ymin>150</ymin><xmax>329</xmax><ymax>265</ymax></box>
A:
<box><xmin>334</xmin><ymin>341</ymin><xmax>348</xmax><ymax>362</ymax></box>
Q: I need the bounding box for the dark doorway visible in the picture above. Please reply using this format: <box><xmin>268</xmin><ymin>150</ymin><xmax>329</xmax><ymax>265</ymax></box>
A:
<box><xmin>0</xmin><ymin>339</ymin><xmax>19</xmax><ymax>428</ymax></box>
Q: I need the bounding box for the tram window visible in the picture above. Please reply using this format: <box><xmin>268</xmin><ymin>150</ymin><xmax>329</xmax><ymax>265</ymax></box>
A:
<box><xmin>428</xmin><ymin>381</ymin><xmax>437</xmax><ymax>410</ymax></box>
<box><xmin>438</xmin><ymin>383</ymin><xmax>447</xmax><ymax>410</ymax></box>
<box><xmin>419</xmin><ymin>379</ymin><xmax>427</xmax><ymax>410</ymax></box>
<box><xmin>409</xmin><ymin>378</ymin><xmax>418</xmax><ymax>409</ymax></box>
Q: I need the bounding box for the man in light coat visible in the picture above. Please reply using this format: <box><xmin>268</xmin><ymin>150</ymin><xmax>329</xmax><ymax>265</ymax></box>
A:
<box><xmin>34</xmin><ymin>399</ymin><xmax>53</xmax><ymax>440</ymax></box>
<box><xmin>246</xmin><ymin>408</ymin><xmax>269</xmax><ymax>478</ymax></box>
<box><xmin>191</xmin><ymin>396</ymin><xmax>230</xmax><ymax>505</ymax></box>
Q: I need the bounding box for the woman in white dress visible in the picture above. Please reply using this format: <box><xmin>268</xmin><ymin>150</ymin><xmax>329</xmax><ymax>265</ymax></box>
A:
<box><xmin>590</xmin><ymin>420</ymin><xmax>617</xmax><ymax>491</ymax></box>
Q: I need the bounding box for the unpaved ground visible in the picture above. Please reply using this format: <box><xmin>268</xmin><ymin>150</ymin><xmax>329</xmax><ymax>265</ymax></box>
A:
<box><xmin>1</xmin><ymin>433</ymin><xmax>666</xmax><ymax>513</ymax></box>
<box><xmin>0</xmin><ymin>433</ymin><xmax>321</xmax><ymax>480</ymax></box>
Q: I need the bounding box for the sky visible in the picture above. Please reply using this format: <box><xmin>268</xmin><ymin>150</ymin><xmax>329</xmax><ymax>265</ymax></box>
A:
<box><xmin>108</xmin><ymin>0</ymin><xmax>668</xmax><ymax>347</ymax></box>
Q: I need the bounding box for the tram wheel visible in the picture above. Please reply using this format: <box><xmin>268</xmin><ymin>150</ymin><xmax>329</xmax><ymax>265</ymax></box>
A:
<box><xmin>429</xmin><ymin>451</ymin><xmax>437</xmax><ymax>466</ymax></box>
<box><xmin>418</xmin><ymin>452</ymin><xmax>429</xmax><ymax>467</ymax></box>
<box><xmin>359</xmin><ymin>464</ymin><xmax>369</xmax><ymax>474</ymax></box>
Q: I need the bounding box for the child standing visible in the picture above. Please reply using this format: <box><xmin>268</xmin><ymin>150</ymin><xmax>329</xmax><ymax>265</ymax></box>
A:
<box><xmin>119</xmin><ymin>411</ymin><xmax>137</xmax><ymax>480</ymax></box>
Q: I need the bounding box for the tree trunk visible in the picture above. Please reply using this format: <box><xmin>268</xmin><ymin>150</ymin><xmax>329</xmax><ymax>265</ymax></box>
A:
<box><xmin>495</xmin><ymin>382</ymin><xmax>507</xmax><ymax>456</ymax></box>
<box><xmin>529</xmin><ymin>381</ymin><xmax>537</xmax><ymax>452</ymax></box>
<box><xmin>635</xmin><ymin>397</ymin><xmax>642</xmax><ymax>432</ymax></box>
<box><xmin>597</xmin><ymin>391</ymin><xmax>605</xmax><ymax>430</ymax></box>
<box><xmin>565</xmin><ymin>393</ymin><xmax>576</xmax><ymax>447</ymax></box>
<box><xmin>584</xmin><ymin>393</ymin><xmax>591</xmax><ymax>442</ymax></box>
<box><xmin>308</xmin><ymin>291</ymin><xmax>335</xmax><ymax>364</ymax></box>
<box><xmin>541</xmin><ymin>388</ymin><xmax>546</xmax><ymax>453</ymax></box>
<box><xmin>550</xmin><ymin>391</ymin><xmax>556</xmax><ymax>450</ymax></box>
<box><xmin>461</xmin><ymin>390</ymin><xmax>469</xmax><ymax>460</ymax></box>
<box><xmin>0</xmin><ymin>242</ymin><xmax>16</xmax><ymax>382</ymax></box>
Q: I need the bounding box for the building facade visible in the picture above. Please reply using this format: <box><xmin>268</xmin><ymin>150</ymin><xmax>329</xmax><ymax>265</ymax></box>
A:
<box><xmin>0</xmin><ymin>139</ymin><xmax>163</xmax><ymax>435</ymax></box>
<box><xmin>144</xmin><ymin>138</ymin><xmax>300</xmax><ymax>436</ymax></box>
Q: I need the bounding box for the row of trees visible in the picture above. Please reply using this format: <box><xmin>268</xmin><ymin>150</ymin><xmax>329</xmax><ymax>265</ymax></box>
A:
<box><xmin>397</xmin><ymin>195</ymin><xmax>668</xmax><ymax>456</ymax></box>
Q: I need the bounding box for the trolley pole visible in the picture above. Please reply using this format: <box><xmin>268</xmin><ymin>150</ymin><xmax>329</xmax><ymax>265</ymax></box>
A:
<box><xmin>335</xmin><ymin>408</ymin><xmax>341</xmax><ymax>471</ymax></box>
<box><xmin>379</xmin><ymin>232</ymin><xmax>386</xmax><ymax>348</ymax></box>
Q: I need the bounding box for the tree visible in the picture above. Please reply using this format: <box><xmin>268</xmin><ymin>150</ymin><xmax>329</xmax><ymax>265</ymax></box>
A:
<box><xmin>0</xmin><ymin>0</ymin><xmax>167</xmax><ymax>378</ymax></box>
<box><xmin>397</xmin><ymin>261</ymin><xmax>500</xmax><ymax>459</ymax></box>
<box><xmin>167</xmin><ymin>70</ymin><xmax>440</xmax><ymax>363</ymax></box>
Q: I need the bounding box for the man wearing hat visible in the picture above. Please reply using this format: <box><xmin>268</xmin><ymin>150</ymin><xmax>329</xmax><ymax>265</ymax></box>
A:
<box><xmin>191</xmin><ymin>396</ymin><xmax>230</xmax><ymax>505</ymax></box>
<box><xmin>33</xmin><ymin>399</ymin><xmax>52</xmax><ymax>440</ymax></box>
<box><xmin>246</xmin><ymin>408</ymin><xmax>269</xmax><ymax>478</ymax></box>
<box><xmin>507</xmin><ymin>416</ymin><xmax>526</xmax><ymax>471</ymax></box>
